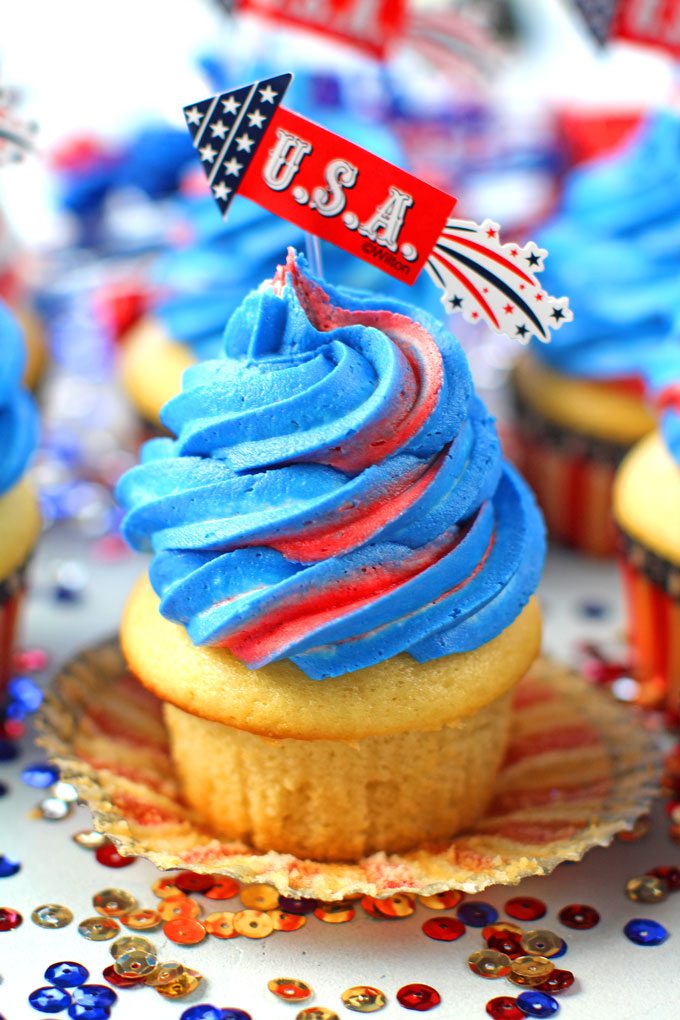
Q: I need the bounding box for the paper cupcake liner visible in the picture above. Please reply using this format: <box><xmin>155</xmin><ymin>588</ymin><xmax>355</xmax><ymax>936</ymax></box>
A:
<box><xmin>618</xmin><ymin>529</ymin><xmax>680</xmax><ymax>720</ymax></box>
<box><xmin>0</xmin><ymin>565</ymin><xmax>27</xmax><ymax>698</ymax></box>
<box><xmin>510</xmin><ymin>385</ymin><xmax>633</xmax><ymax>556</ymax></box>
<box><xmin>35</xmin><ymin>640</ymin><xmax>659</xmax><ymax>900</ymax></box>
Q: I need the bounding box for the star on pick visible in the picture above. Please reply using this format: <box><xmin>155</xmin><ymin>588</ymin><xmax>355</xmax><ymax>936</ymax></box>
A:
<box><xmin>199</xmin><ymin>143</ymin><xmax>217</xmax><ymax>163</ymax></box>
<box><xmin>235</xmin><ymin>132</ymin><xmax>254</xmax><ymax>152</ymax></box>
<box><xmin>210</xmin><ymin>119</ymin><xmax>228</xmax><ymax>139</ymax></box>
<box><xmin>247</xmin><ymin>108</ymin><xmax>266</xmax><ymax>128</ymax></box>
<box><xmin>486</xmin><ymin>226</ymin><xmax>497</xmax><ymax>239</ymax></box>
<box><xmin>551</xmin><ymin>306</ymin><xmax>565</xmax><ymax>321</ymax></box>
<box><xmin>516</xmin><ymin>324</ymin><xmax>529</xmax><ymax>338</ymax></box>
<box><xmin>185</xmin><ymin>106</ymin><xmax>203</xmax><ymax>126</ymax></box>
<box><xmin>213</xmin><ymin>181</ymin><xmax>231</xmax><ymax>201</ymax></box>
<box><xmin>503</xmin><ymin>303</ymin><xmax>514</xmax><ymax>314</ymax></box>
<box><xmin>259</xmin><ymin>84</ymin><xmax>278</xmax><ymax>104</ymax></box>
<box><xmin>222</xmin><ymin>95</ymin><xmax>241</xmax><ymax>115</ymax></box>
<box><xmin>224</xmin><ymin>157</ymin><xmax>243</xmax><ymax>177</ymax></box>
<box><xmin>448</xmin><ymin>295</ymin><xmax>463</xmax><ymax>310</ymax></box>
<box><xmin>526</xmin><ymin>251</ymin><xmax>541</xmax><ymax>268</ymax></box>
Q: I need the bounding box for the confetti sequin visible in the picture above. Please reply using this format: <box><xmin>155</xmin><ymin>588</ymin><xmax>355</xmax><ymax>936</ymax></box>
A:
<box><xmin>557</xmin><ymin>904</ymin><xmax>599</xmax><ymax>930</ymax></box>
<box><xmin>487</xmin><ymin>933</ymin><xmax>523</xmax><ymax>957</ymax></box>
<box><xmin>372</xmin><ymin>894</ymin><xmax>415</xmax><ymax>918</ymax></box>
<box><xmin>396</xmin><ymin>983</ymin><xmax>441</xmax><ymax>1011</ymax></box>
<box><xmin>175</xmin><ymin>871</ymin><xmax>215</xmax><ymax>894</ymax></box>
<box><xmin>120</xmin><ymin>908</ymin><xmax>162</xmax><ymax>931</ymax></box>
<box><xmin>145</xmin><ymin>961</ymin><xmax>185</xmax><ymax>988</ymax></box>
<box><xmin>623</xmin><ymin>918</ymin><xmax>669</xmax><ymax>946</ymax></box>
<box><xmin>240</xmin><ymin>883</ymin><xmax>279</xmax><ymax>910</ymax></box>
<box><xmin>94</xmin><ymin>842</ymin><xmax>135</xmax><ymax>868</ymax></box>
<box><xmin>205</xmin><ymin>878</ymin><xmax>240</xmax><ymax>900</ymax></box>
<box><xmin>457</xmin><ymin>902</ymin><xmax>498</xmax><ymax>927</ymax></box>
<box><xmin>52</xmin><ymin>781</ymin><xmax>78</xmax><ymax>802</ymax></box>
<box><xmin>101</xmin><ymin>964</ymin><xmax>145</xmax><ymax>989</ymax></box>
<box><xmin>21</xmin><ymin>763</ymin><xmax>59</xmax><ymax>788</ymax></box>
<box><xmin>152</xmin><ymin>876</ymin><xmax>182</xmax><ymax>898</ymax></box>
<box><xmin>180</xmin><ymin>1007</ymin><xmax>222</xmax><ymax>1020</ymax></box>
<box><xmin>158</xmin><ymin>894</ymin><xmax>201</xmax><ymax>921</ymax></box>
<box><xmin>71</xmin><ymin>986</ymin><xmax>117</xmax><ymax>1009</ymax></box>
<box><xmin>0</xmin><ymin>854</ymin><xmax>21</xmax><ymax>878</ymax></box>
<box><xmin>38</xmin><ymin>796</ymin><xmax>72</xmax><ymax>821</ymax></box>
<box><xmin>505</xmin><ymin>898</ymin><xmax>546</xmax><ymax>922</ymax></box>
<box><xmin>269</xmin><ymin>909</ymin><xmax>307</xmax><ymax>932</ymax></box>
<box><xmin>204</xmin><ymin>911</ymin><xmax>237</xmax><ymax>938</ymax></box>
<box><xmin>647</xmin><ymin>866</ymin><xmax>680</xmax><ymax>891</ymax></box>
<box><xmin>278</xmin><ymin>896</ymin><xmax>318</xmax><ymax>915</ymax></box>
<box><xmin>44</xmin><ymin>961</ymin><xmax>89</xmax><ymax>987</ymax></box>
<box><xmin>28</xmin><ymin>986</ymin><xmax>72</xmax><ymax>1013</ymax></box>
<box><xmin>510</xmin><ymin>957</ymin><xmax>554</xmax><ymax>983</ymax></box>
<box><xmin>221</xmin><ymin>1011</ymin><xmax>253</xmax><ymax>1020</ymax></box>
<box><xmin>155</xmin><ymin>967</ymin><xmax>203</xmax><ymax>999</ymax></box>
<box><xmin>484</xmin><ymin>922</ymin><xmax>524</xmax><ymax>941</ymax></box>
<box><xmin>625</xmin><ymin>876</ymin><xmax>668</xmax><ymax>904</ymax></box>
<box><xmin>110</xmin><ymin>935</ymin><xmax>156</xmax><ymax>959</ymax></box>
<box><xmin>486</xmin><ymin>996</ymin><xmax>525</xmax><ymax>1019</ymax></box>
<box><xmin>0</xmin><ymin>906</ymin><xmax>23</xmax><ymax>930</ymax></box>
<box><xmin>268</xmin><ymin>977</ymin><xmax>313</xmax><ymax>1002</ymax></box>
<box><xmin>32</xmin><ymin>904</ymin><xmax>73</xmax><ymax>929</ymax></box>
<box><xmin>314</xmin><ymin>901</ymin><xmax>355</xmax><ymax>923</ymax></box>
<box><xmin>516</xmin><ymin>990</ymin><xmax>560</xmax><ymax>1016</ymax></box>
<box><xmin>73</xmin><ymin>831</ymin><xmax>107</xmax><ymax>850</ymax></box>
<box><xmin>468</xmin><ymin>950</ymin><xmax>512</xmax><ymax>979</ymax></box>
<box><xmin>536</xmin><ymin>970</ymin><xmax>574</xmax><ymax>995</ymax></box>
<box><xmin>233</xmin><ymin>909</ymin><xmax>274</xmax><ymax>939</ymax></box>
<box><xmin>296</xmin><ymin>1010</ymin><xmax>338</xmax><ymax>1020</ymax></box>
<box><xmin>341</xmin><ymin>986</ymin><xmax>386</xmax><ymax>1012</ymax></box>
<box><xmin>418</xmin><ymin>890</ymin><xmax>464</xmax><ymax>910</ymax></box>
<box><xmin>93</xmin><ymin>888</ymin><xmax>138</xmax><ymax>917</ymax></box>
<box><xmin>163</xmin><ymin>917</ymin><xmax>207</xmax><ymax>945</ymax></box>
<box><xmin>113</xmin><ymin>949</ymin><xmax>159</xmax><ymax>980</ymax></box>
<box><xmin>520</xmin><ymin>930</ymin><xmax>563</xmax><ymax>957</ymax></box>
<box><xmin>78</xmin><ymin>917</ymin><xmax>120</xmax><ymax>941</ymax></box>
<box><xmin>616</xmin><ymin>815</ymin><xmax>650</xmax><ymax>842</ymax></box>
<box><xmin>422</xmin><ymin>916</ymin><xmax>465</xmax><ymax>941</ymax></box>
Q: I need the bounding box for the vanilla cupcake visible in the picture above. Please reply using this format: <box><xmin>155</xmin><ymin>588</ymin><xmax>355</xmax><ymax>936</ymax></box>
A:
<box><xmin>117</xmin><ymin>252</ymin><xmax>544</xmax><ymax>861</ymax></box>
<box><xmin>0</xmin><ymin>300</ymin><xmax>41</xmax><ymax>694</ymax></box>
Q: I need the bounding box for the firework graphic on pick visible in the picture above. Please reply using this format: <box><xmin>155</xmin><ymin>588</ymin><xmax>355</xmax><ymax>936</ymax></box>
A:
<box><xmin>183</xmin><ymin>73</ymin><xmax>572</xmax><ymax>344</ymax></box>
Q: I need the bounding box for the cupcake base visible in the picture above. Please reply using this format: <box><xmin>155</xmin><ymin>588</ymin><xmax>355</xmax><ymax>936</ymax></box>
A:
<box><xmin>36</xmin><ymin>641</ymin><xmax>659</xmax><ymax>899</ymax></box>
<box><xmin>0</xmin><ymin>565</ymin><xmax>27</xmax><ymax>698</ymax></box>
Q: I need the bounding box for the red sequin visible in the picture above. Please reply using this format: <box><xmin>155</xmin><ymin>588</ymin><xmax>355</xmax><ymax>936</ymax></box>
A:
<box><xmin>396</xmin><ymin>983</ymin><xmax>441</xmax><ymax>1011</ymax></box>
<box><xmin>558</xmin><ymin>904</ymin><xmax>600</xmax><ymax>930</ymax></box>
<box><xmin>647</xmin><ymin>866</ymin><xmax>680</xmax><ymax>892</ymax></box>
<box><xmin>102</xmin><ymin>965</ymin><xmax>145</xmax><ymax>988</ymax></box>
<box><xmin>175</xmin><ymin>871</ymin><xmax>215</xmax><ymax>894</ymax></box>
<box><xmin>487</xmin><ymin>933</ymin><xmax>523</xmax><ymax>958</ymax></box>
<box><xmin>0</xmin><ymin>907</ymin><xmax>22</xmax><ymax>931</ymax></box>
<box><xmin>485</xmin><ymin>996</ymin><xmax>525</xmax><ymax>1019</ymax></box>
<box><xmin>537</xmin><ymin>969</ymin><xmax>575</xmax><ymax>994</ymax></box>
<box><xmin>95</xmin><ymin>842</ymin><xmax>136</xmax><ymax>869</ymax></box>
<box><xmin>504</xmin><ymin>897</ymin><xmax>546</xmax><ymax>921</ymax></box>
<box><xmin>422</xmin><ymin>917</ymin><xmax>465</xmax><ymax>942</ymax></box>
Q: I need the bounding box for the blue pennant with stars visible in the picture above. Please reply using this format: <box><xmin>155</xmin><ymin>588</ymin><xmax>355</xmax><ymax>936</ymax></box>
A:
<box><xmin>183</xmin><ymin>72</ymin><xmax>292</xmax><ymax>218</ymax></box>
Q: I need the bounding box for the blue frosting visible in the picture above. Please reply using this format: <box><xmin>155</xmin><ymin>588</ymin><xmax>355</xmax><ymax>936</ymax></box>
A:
<box><xmin>118</xmin><ymin>254</ymin><xmax>545</xmax><ymax>680</ymax></box>
<box><xmin>532</xmin><ymin>113</ymin><xmax>680</xmax><ymax>394</ymax></box>
<box><xmin>0</xmin><ymin>300</ymin><xmax>39</xmax><ymax>497</ymax></box>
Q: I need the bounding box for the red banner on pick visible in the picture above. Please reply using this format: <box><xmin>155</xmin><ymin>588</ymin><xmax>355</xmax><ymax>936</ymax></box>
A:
<box><xmin>613</xmin><ymin>0</ymin><xmax>680</xmax><ymax>57</ymax></box>
<box><xmin>236</xmin><ymin>0</ymin><xmax>406</xmax><ymax>58</ymax></box>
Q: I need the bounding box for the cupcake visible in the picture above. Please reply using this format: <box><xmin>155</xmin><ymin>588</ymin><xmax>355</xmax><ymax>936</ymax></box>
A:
<box><xmin>614</xmin><ymin>386</ymin><xmax>680</xmax><ymax>718</ymax></box>
<box><xmin>117</xmin><ymin>251</ymin><xmax>545</xmax><ymax>862</ymax></box>
<box><xmin>511</xmin><ymin>112</ymin><xmax>680</xmax><ymax>556</ymax></box>
<box><xmin>0</xmin><ymin>299</ymin><xmax>41</xmax><ymax>695</ymax></box>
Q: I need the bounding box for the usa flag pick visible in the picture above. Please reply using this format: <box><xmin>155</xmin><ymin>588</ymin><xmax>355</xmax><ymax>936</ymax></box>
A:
<box><xmin>184</xmin><ymin>73</ymin><xmax>572</xmax><ymax>345</ymax></box>
<box><xmin>0</xmin><ymin>83</ymin><xmax>35</xmax><ymax>167</ymax></box>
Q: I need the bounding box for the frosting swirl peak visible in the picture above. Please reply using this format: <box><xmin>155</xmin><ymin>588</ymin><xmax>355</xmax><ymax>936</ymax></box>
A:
<box><xmin>118</xmin><ymin>252</ymin><xmax>544</xmax><ymax>678</ymax></box>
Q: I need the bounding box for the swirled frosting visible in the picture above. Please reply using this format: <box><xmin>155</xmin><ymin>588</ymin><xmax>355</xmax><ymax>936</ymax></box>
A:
<box><xmin>533</xmin><ymin>112</ymin><xmax>680</xmax><ymax>389</ymax></box>
<box><xmin>118</xmin><ymin>252</ymin><xmax>545</xmax><ymax>679</ymax></box>
<box><xmin>0</xmin><ymin>300</ymin><xmax>39</xmax><ymax>497</ymax></box>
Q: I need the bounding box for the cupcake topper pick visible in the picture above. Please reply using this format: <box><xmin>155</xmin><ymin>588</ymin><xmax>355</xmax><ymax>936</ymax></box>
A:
<box><xmin>183</xmin><ymin>73</ymin><xmax>572</xmax><ymax>344</ymax></box>
<box><xmin>0</xmin><ymin>81</ymin><xmax>36</xmax><ymax>167</ymax></box>
<box><xmin>574</xmin><ymin>0</ymin><xmax>680</xmax><ymax>57</ymax></box>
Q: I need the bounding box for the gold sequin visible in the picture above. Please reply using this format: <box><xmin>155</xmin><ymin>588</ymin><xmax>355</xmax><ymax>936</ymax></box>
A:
<box><xmin>158</xmin><ymin>895</ymin><xmax>201</xmax><ymax>921</ymax></box>
<box><xmin>520</xmin><ymin>929</ymin><xmax>563</xmax><ymax>957</ymax></box>
<box><xmin>163</xmin><ymin>917</ymin><xmax>206</xmax><ymax>945</ymax></box>
<box><xmin>314</xmin><ymin>902</ymin><xmax>355</xmax><ymax>924</ymax></box>
<box><xmin>113</xmin><ymin>950</ymin><xmax>159</xmax><ymax>980</ymax></box>
<box><xmin>510</xmin><ymin>956</ymin><xmax>554</xmax><ymax>983</ymax></box>
<box><xmin>341</xmin><ymin>986</ymin><xmax>386</xmax><ymax>1013</ymax></box>
<box><xmin>268</xmin><ymin>977</ymin><xmax>313</xmax><ymax>1002</ymax></box>
<box><xmin>31</xmin><ymin>903</ymin><xmax>73</xmax><ymax>929</ymax></box>
<box><xmin>145</xmin><ymin>961</ymin><xmax>185</xmax><ymax>988</ymax></box>
<box><xmin>204</xmin><ymin>911</ymin><xmax>238</xmax><ymax>939</ymax></box>
<box><xmin>73</xmin><ymin>830</ymin><xmax>108</xmax><ymax>850</ymax></box>
<box><xmin>239</xmin><ymin>883</ymin><xmax>279</xmax><ymax>911</ymax></box>
<box><xmin>152</xmin><ymin>876</ymin><xmax>182</xmax><ymax>898</ymax></box>
<box><xmin>233</xmin><ymin>909</ymin><xmax>274</xmax><ymax>939</ymax></box>
<box><xmin>468</xmin><ymin>950</ymin><xmax>512</xmax><ymax>979</ymax></box>
<box><xmin>269</xmin><ymin>909</ymin><xmax>307</xmax><ymax>932</ymax></box>
<box><xmin>121</xmin><ymin>908</ymin><xmax>162</xmax><ymax>931</ymax></box>
<box><xmin>93</xmin><ymin>888</ymin><xmax>138</xmax><ymax>917</ymax></box>
<box><xmin>78</xmin><ymin>916</ymin><xmax>120</xmax><ymax>941</ymax></box>
<box><xmin>616</xmin><ymin>814</ymin><xmax>651</xmax><ymax>842</ymax></box>
<box><xmin>418</xmin><ymin>891</ymin><xmax>464</xmax><ymax>910</ymax></box>
<box><xmin>372</xmin><ymin>894</ymin><xmax>415</xmax><ymax>918</ymax></box>
<box><xmin>483</xmin><ymin>922</ymin><xmax>524</xmax><ymax>941</ymax></box>
<box><xmin>110</xmin><ymin>935</ymin><xmax>157</xmax><ymax>959</ymax></box>
<box><xmin>296</xmin><ymin>1010</ymin><xmax>339</xmax><ymax>1020</ymax></box>
<box><xmin>154</xmin><ymin>967</ymin><xmax>203</xmax><ymax>998</ymax></box>
<box><xmin>626</xmin><ymin>876</ymin><xmax>669</xmax><ymax>903</ymax></box>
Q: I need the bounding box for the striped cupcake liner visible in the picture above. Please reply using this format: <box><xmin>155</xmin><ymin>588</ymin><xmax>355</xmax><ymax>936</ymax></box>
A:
<box><xmin>0</xmin><ymin>566</ymin><xmax>27</xmax><ymax>699</ymax></box>
<box><xmin>36</xmin><ymin>641</ymin><xmax>659</xmax><ymax>899</ymax></box>
<box><xmin>511</xmin><ymin>387</ymin><xmax>631</xmax><ymax>557</ymax></box>
<box><xmin>617</xmin><ymin>528</ymin><xmax>680</xmax><ymax>720</ymax></box>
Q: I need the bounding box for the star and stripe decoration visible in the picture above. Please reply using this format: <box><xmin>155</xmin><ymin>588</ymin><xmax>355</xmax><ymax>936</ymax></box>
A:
<box><xmin>572</xmin><ymin>0</ymin><xmax>619</xmax><ymax>44</ymax></box>
<box><xmin>0</xmin><ymin>82</ymin><xmax>36</xmax><ymax>167</ymax></box>
<box><xmin>573</xmin><ymin>0</ymin><xmax>680</xmax><ymax>58</ymax></box>
<box><xmin>183</xmin><ymin>73</ymin><xmax>572</xmax><ymax>345</ymax></box>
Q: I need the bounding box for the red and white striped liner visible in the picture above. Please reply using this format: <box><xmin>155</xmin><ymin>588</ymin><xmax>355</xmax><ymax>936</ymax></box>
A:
<box><xmin>0</xmin><ymin>573</ymin><xmax>25</xmax><ymax>700</ymax></box>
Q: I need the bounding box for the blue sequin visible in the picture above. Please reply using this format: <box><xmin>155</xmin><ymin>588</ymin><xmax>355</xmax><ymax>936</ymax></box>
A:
<box><xmin>456</xmin><ymin>901</ymin><xmax>499</xmax><ymax>927</ymax></box>
<box><xmin>551</xmin><ymin>938</ymin><xmax>568</xmax><ymax>958</ymax></box>
<box><xmin>181</xmin><ymin>1007</ymin><xmax>222</xmax><ymax>1020</ymax></box>
<box><xmin>67</xmin><ymin>1006</ymin><xmax>110</xmax><ymax>1020</ymax></box>
<box><xmin>28</xmin><ymin>986</ymin><xmax>72</xmax><ymax>1013</ymax></box>
<box><xmin>8</xmin><ymin>676</ymin><xmax>43</xmax><ymax>712</ymax></box>
<box><xmin>624</xmin><ymin>918</ymin><xmax>669</xmax><ymax>946</ymax></box>
<box><xmin>45</xmin><ymin>962</ymin><xmax>90</xmax><ymax>988</ymax></box>
<box><xmin>0</xmin><ymin>855</ymin><xmax>20</xmax><ymax>877</ymax></box>
<box><xmin>517</xmin><ymin>990</ymin><xmax>560</xmax><ymax>1016</ymax></box>
<box><xmin>0</xmin><ymin>738</ymin><xmax>19</xmax><ymax>762</ymax></box>
<box><xmin>220</xmin><ymin>1011</ymin><xmax>252</xmax><ymax>1020</ymax></box>
<box><xmin>71</xmin><ymin>987</ymin><xmax>116</xmax><ymax>1009</ymax></box>
<box><xmin>22</xmin><ymin>762</ymin><xmax>59</xmax><ymax>788</ymax></box>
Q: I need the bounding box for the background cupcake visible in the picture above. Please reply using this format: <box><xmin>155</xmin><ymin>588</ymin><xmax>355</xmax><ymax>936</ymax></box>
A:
<box><xmin>511</xmin><ymin>112</ymin><xmax>679</xmax><ymax>555</ymax></box>
<box><xmin>0</xmin><ymin>299</ymin><xmax>41</xmax><ymax>695</ymax></box>
<box><xmin>117</xmin><ymin>252</ymin><xmax>545</xmax><ymax>862</ymax></box>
